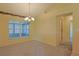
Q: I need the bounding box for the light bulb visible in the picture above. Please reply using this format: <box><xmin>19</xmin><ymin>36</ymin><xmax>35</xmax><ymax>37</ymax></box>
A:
<box><xmin>24</xmin><ymin>17</ymin><xmax>29</xmax><ymax>21</ymax></box>
<box><xmin>28</xmin><ymin>18</ymin><xmax>31</xmax><ymax>22</ymax></box>
<box><xmin>31</xmin><ymin>17</ymin><xmax>35</xmax><ymax>21</ymax></box>
<box><xmin>24</xmin><ymin>17</ymin><xmax>35</xmax><ymax>22</ymax></box>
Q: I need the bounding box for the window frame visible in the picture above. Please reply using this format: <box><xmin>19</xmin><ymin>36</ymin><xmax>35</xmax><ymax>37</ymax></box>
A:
<box><xmin>8</xmin><ymin>20</ymin><xmax>30</xmax><ymax>39</ymax></box>
<box><xmin>20</xmin><ymin>22</ymin><xmax>30</xmax><ymax>38</ymax></box>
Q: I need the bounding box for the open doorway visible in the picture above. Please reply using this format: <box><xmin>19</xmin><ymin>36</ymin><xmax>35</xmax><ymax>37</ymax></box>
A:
<box><xmin>57</xmin><ymin>13</ymin><xmax>73</xmax><ymax>50</ymax></box>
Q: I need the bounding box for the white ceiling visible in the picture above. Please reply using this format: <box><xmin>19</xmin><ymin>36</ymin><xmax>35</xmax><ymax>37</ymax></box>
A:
<box><xmin>0</xmin><ymin>3</ymin><xmax>64</xmax><ymax>17</ymax></box>
<box><xmin>0</xmin><ymin>3</ymin><xmax>52</xmax><ymax>16</ymax></box>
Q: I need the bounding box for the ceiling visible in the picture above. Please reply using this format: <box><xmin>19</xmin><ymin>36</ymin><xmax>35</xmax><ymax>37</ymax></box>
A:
<box><xmin>0</xmin><ymin>3</ymin><xmax>65</xmax><ymax>17</ymax></box>
<box><xmin>0</xmin><ymin>3</ymin><xmax>52</xmax><ymax>16</ymax></box>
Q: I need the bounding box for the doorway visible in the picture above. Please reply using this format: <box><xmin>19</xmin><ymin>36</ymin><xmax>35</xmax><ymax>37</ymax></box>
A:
<box><xmin>57</xmin><ymin>13</ymin><xmax>73</xmax><ymax>49</ymax></box>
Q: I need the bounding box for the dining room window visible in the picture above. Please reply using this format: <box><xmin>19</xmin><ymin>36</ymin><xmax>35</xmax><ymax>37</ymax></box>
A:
<box><xmin>9</xmin><ymin>21</ymin><xmax>29</xmax><ymax>38</ymax></box>
<box><xmin>9</xmin><ymin>21</ymin><xmax>20</xmax><ymax>38</ymax></box>
<box><xmin>21</xmin><ymin>22</ymin><xmax>29</xmax><ymax>37</ymax></box>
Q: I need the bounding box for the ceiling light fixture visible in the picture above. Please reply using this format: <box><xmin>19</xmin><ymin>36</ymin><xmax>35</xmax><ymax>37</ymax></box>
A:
<box><xmin>24</xmin><ymin>2</ymin><xmax>35</xmax><ymax>22</ymax></box>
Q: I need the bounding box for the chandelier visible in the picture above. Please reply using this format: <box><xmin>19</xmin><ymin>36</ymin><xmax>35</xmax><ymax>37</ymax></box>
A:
<box><xmin>24</xmin><ymin>3</ymin><xmax>35</xmax><ymax>22</ymax></box>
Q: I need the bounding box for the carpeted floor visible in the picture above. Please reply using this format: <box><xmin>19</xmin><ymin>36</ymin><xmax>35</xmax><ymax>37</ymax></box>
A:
<box><xmin>0</xmin><ymin>40</ymin><xmax>72</xmax><ymax>56</ymax></box>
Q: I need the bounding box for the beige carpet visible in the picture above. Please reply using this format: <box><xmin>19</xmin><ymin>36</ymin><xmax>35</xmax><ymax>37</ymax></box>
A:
<box><xmin>0</xmin><ymin>40</ymin><xmax>72</xmax><ymax>56</ymax></box>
